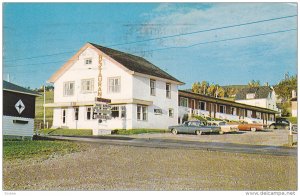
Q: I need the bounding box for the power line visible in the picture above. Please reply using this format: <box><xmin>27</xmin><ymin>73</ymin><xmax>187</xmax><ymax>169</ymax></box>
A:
<box><xmin>3</xmin><ymin>14</ymin><xmax>297</xmax><ymax>63</ymax></box>
<box><xmin>4</xmin><ymin>28</ymin><xmax>296</xmax><ymax>69</ymax></box>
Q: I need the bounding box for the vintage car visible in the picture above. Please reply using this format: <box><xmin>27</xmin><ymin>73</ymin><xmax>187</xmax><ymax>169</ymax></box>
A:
<box><xmin>168</xmin><ymin>120</ymin><xmax>221</xmax><ymax>135</ymax></box>
<box><xmin>238</xmin><ymin>122</ymin><xmax>266</xmax><ymax>132</ymax></box>
<box><xmin>269</xmin><ymin>118</ymin><xmax>293</xmax><ymax>130</ymax></box>
<box><xmin>206</xmin><ymin>121</ymin><xmax>239</xmax><ymax>134</ymax></box>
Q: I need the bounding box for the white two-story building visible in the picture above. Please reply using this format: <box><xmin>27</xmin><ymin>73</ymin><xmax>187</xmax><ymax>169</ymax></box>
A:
<box><xmin>46</xmin><ymin>42</ymin><xmax>184</xmax><ymax>130</ymax></box>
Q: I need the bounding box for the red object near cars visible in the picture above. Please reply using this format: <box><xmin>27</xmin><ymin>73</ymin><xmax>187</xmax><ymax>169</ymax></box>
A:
<box><xmin>238</xmin><ymin>123</ymin><xmax>265</xmax><ymax>132</ymax></box>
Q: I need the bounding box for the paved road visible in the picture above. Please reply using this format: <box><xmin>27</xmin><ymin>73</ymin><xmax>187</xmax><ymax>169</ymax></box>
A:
<box><xmin>41</xmin><ymin>135</ymin><xmax>297</xmax><ymax>157</ymax></box>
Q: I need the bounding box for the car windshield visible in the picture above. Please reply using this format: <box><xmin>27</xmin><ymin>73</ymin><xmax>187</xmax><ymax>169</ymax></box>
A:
<box><xmin>219</xmin><ymin>122</ymin><xmax>226</xmax><ymax>125</ymax></box>
<box><xmin>190</xmin><ymin>121</ymin><xmax>200</xmax><ymax>126</ymax></box>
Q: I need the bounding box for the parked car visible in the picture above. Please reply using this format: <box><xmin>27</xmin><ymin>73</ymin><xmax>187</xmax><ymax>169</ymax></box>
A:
<box><xmin>238</xmin><ymin>122</ymin><xmax>265</xmax><ymax>132</ymax></box>
<box><xmin>269</xmin><ymin>118</ymin><xmax>292</xmax><ymax>130</ymax></box>
<box><xmin>206</xmin><ymin>120</ymin><xmax>239</xmax><ymax>134</ymax></box>
<box><xmin>168</xmin><ymin>121</ymin><xmax>221</xmax><ymax>135</ymax></box>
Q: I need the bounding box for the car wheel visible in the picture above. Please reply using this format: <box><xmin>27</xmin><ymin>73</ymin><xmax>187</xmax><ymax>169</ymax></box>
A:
<box><xmin>250</xmin><ymin>127</ymin><xmax>256</xmax><ymax>132</ymax></box>
<box><xmin>269</xmin><ymin>125</ymin><xmax>275</xmax><ymax>129</ymax></box>
<box><xmin>171</xmin><ymin>129</ymin><xmax>178</xmax><ymax>135</ymax></box>
<box><xmin>196</xmin><ymin>130</ymin><xmax>202</xmax><ymax>135</ymax></box>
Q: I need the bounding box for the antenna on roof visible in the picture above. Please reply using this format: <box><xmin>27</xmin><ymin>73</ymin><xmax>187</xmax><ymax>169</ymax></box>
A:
<box><xmin>7</xmin><ymin>74</ymin><xmax>10</xmax><ymax>82</ymax></box>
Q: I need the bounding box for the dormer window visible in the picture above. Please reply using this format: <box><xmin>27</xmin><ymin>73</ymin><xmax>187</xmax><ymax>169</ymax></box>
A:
<box><xmin>246</xmin><ymin>93</ymin><xmax>255</xmax><ymax>99</ymax></box>
<box><xmin>85</xmin><ymin>58</ymin><xmax>92</xmax><ymax>65</ymax></box>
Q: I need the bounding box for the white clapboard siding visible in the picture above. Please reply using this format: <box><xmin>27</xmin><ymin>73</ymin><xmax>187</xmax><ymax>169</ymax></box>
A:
<box><xmin>3</xmin><ymin>115</ymin><xmax>34</xmax><ymax>137</ymax></box>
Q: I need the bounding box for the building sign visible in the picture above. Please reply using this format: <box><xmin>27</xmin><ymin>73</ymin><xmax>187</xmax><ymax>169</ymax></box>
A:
<box><xmin>15</xmin><ymin>99</ymin><xmax>25</xmax><ymax>114</ymax></box>
<box><xmin>93</xmin><ymin>103</ymin><xmax>112</xmax><ymax>120</ymax></box>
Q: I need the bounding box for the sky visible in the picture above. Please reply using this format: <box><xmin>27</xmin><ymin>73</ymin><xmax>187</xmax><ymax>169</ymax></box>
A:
<box><xmin>3</xmin><ymin>3</ymin><xmax>298</xmax><ymax>89</ymax></box>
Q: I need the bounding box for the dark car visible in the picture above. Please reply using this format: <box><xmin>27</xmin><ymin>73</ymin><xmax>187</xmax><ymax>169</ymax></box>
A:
<box><xmin>269</xmin><ymin>118</ymin><xmax>295</xmax><ymax>131</ymax></box>
<box><xmin>168</xmin><ymin>120</ymin><xmax>221</xmax><ymax>135</ymax></box>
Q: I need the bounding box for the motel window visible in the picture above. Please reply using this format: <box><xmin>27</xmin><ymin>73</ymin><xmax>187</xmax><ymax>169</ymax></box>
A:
<box><xmin>86</xmin><ymin>107</ymin><xmax>92</xmax><ymax>120</ymax></box>
<box><xmin>74</xmin><ymin>107</ymin><xmax>79</xmax><ymax>120</ymax></box>
<box><xmin>137</xmin><ymin>105</ymin><xmax>147</xmax><ymax>121</ymax></box>
<box><xmin>63</xmin><ymin>81</ymin><xmax>75</xmax><ymax>96</ymax></box>
<box><xmin>240</xmin><ymin>109</ymin><xmax>245</xmax><ymax>117</ymax></box>
<box><xmin>179</xmin><ymin>97</ymin><xmax>188</xmax><ymax>107</ymax></box>
<box><xmin>246</xmin><ymin>93</ymin><xmax>255</xmax><ymax>99</ymax></box>
<box><xmin>166</xmin><ymin>83</ymin><xmax>171</xmax><ymax>98</ymax></box>
<box><xmin>154</xmin><ymin>109</ymin><xmax>163</xmax><ymax>115</ymax></box>
<box><xmin>199</xmin><ymin>101</ymin><xmax>206</xmax><ymax>111</ymax></box>
<box><xmin>169</xmin><ymin>108</ymin><xmax>174</xmax><ymax>118</ymax></box>
<box><xmin>231</xmin><ymin>107</ymin><xmax>237</xmax><ymax>116</ymax></box>
<box><xmin>150</xmin><ymin>79</ymin><xmax>156</xmax><ymax>96</ymax></box>
<box><xmin>85</xmin><ymin>58</ymin><xmax>92</xmax><ymax>65</ymax></box>
<box><xmin>219</xmin><ymin>105</ymin><xmax>226</xmax><ymax>113</ymax></box>
<box><xmin>81</xmin><ymin>79</ymin><xmax>94</xmax><ymax>93</ymax></box>
<box><xmin>247</xmin><ymin>110</ymin><xmax>253</xmax><ymax>118</ymax></box>
<box><xmin>256</xmin><ymin>112</ymin><xmax>261</xmax><ymax>119</ymax></box>
<box><xmin>108</xmin><ymin>77</ymin><xmax>121</xmax><ymax>93</ymax></box>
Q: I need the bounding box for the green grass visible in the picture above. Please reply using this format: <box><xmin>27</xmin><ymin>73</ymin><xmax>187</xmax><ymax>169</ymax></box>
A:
<box><xmin>3</xmin><ymin>140</ymin><xmax>81</xmax><ymax>161</ymax></box>
<box><xmin>114</xmin><ymin>129</ymin><xmax>167</xmax><ymax>135</ymax></box>
<box><xmin>35</xmin><ymin>91</ymin><xmax>54</xmax><ymax>126</ymax></box>
<box><xmin>287</xmin><ymin>117</ymin><xmax>298</xmax><ymax>124</ymax></box>
<box><xmin>39</xmin><ymin>128</ymin><xmax>93</xmax><ymax>136</ymax></box>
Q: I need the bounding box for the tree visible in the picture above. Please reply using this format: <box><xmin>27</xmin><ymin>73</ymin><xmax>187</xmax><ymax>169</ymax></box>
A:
<box><xmin>192</xmin><ymin>81</ymin><xmax>201</xmax><ymax>94</ymax></box>
<box><xmin>274</xmin><ymin>75</ymin><xmax>297</xmax><ymax>102</ymax></box>
<box><xmin>248</xmin><ymin>80</ymin><xmax>260</xmax><ymax>88</ymax></box>
<box><xmin>192</xmin><ymin>81</ymin><xmax>209</xmax><ymax>95</ymax></box>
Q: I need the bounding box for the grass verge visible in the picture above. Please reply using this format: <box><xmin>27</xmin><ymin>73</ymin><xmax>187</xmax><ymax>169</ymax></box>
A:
<box><xmin>3</xmin><ymin>140</ymin><xmax>81</xmax><ymax>161</ymax></box>
<box><xmin>287</xmin><ymin>117</ymin><xmax>297</xmax><ymax>124</ymax></box>
<box><xmin>114</xmin><ymin>129</ymin><xmax>167</xmax><ymax>135</ymax></box>
<box><xmin>39</xmin><ymin>128</ymin><xmax>93</xmax><ymax>136</ymax></box>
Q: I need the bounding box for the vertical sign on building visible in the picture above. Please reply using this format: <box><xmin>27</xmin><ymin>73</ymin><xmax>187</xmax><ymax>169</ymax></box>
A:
<box><xmin>98</xmin><ymin>55</ymin><xmax>103</xmax><ymax>98</ymax></box>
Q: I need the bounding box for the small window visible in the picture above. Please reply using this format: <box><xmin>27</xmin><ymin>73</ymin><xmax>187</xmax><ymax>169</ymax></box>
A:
<box><xmin>111</xmin><ymin>106</ymin><xmax>120</xmax><ymax>118</ymax></box>
<box><xmin>150</xmin><ymin>79</ymin><xmax>156</xmax><ymax>96</ymax></box>
<box><xmin>166</xmin><ymin>83</ymin><xmax>171</xmax><ymax>98</ymax></box>
<box><xmin>85</xmin><ymin>58</ymin><xmax>92</xmax><ymax>65</ymax></box>
<box><xmin>219</xmin><ymin>105</ymin><xmax>226</xmax><ymax>113</ymax></box>
<box><xmin>121</xmin><ymin>106</ymin><xmax>126</xmax><ymax>118</ymax></box>
<box><xmin>86</xmin><ymin>107</ymin><xmax>92</xmax><ymax>120</ymax></box>
<box><xmin>74</xmin><ymin>107</ymin><xmax>79</xmax><ymax>120</ymax></box>
<box><xmin>62</xmin><ymin>109</ymin><xmax>66</xmax><ymax>124</ymax></box>
<box><xmin>81</xmin><ymin>79</ymin><xmax>94</xmax><ymax>93</ymax></box>
<box><xmin>137</xmin><ymin>105</ymin><xmax>147</xmax><ymax>121</ymax></box>
<box><xmin>179</xmin><ymin>97</ymin><xmax>188</xmax><ymax>107</ymax></box>
<box><xmin>63</xmin><ymin>81</ymin><xmax>75</xmax><ymax>96</ymax></box>
<box><xmin>199</xmin><ymin>101</ymin><xmax>206</xmax><ymax>110</ymax></box>
<box><xmin>108</xmin><ymin>77</ymin><xmax>121</xmax><ymax>93</ymax></box>
<box><xmin>169</xmin><ymin>108</ymin><xmax>174</xmax><ymax>118</ymax></box>
<box><xmin>154</xmin><ymin>109</ymin><xmax>163</xmax><ymax>115</ymax></box>
<box><xmin>246</xmin><ymin>93</ymin><xmax>255</xmax><ymax>99</ymax></box>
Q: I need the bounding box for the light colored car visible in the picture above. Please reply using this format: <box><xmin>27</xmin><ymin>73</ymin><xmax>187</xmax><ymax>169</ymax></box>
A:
<box><xmin>206</xmin><ymin>121</ymin><xmax>239</xmax><ymax>134</ymax></box>
<box><xmin>168</xmin><ymin>121</ymin><xmax>221</xmax><ymax>135</ymax></box>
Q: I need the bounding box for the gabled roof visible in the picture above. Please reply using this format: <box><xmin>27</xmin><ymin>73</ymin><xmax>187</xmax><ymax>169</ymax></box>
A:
<box><xmin>3</xmin><ymin>80</ymin><xmax>40</xmax><ymax>96</ymax></box>
<box><xmin>235</xmin><ymin>86</ymin><xmax>273</xmax><ymax>100</ymax></box>
<box><xmin>48</xmin><ymin>42</ymin><xmax>184</xmax><ymax>84</ymax></box>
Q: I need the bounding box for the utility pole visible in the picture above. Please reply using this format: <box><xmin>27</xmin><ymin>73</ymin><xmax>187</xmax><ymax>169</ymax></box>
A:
<box><xmin>43</xmin><ymin>84</ymin><xmax>46</xmax><ymax>129</ymax></box>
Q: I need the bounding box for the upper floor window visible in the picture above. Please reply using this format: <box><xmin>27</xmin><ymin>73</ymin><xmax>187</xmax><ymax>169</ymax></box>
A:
<box><xmin>81</xmin><ymin>79</ymin><xmax>94</xmax><ymax>93</ymax></box>
<box><xmin>108</xmin><ymin>77</ymin><xmax>121</xmax><ymax>93</ymax></box>
<box><xmin>179</xmin><ymin>97</ymin><xmax>188</xmax><ymax>107</ymax></box>
<box><xmin>150</xmin><ymin>79</ymin><xmax>156</xmax><ymax>96</ymax></box>
<box><xmin>63</xmin><ymin>81</ymin><xmax>75</xmax><ymax>96</ymax></box>
<box><xmin>166</xmin><ymin>83</ymin><xmax>171</xmax><ymax>98</ymax></box>
<box><xmin>85</xmin><ymin>58</ymin><xmax>92</xmax><ymax>65</ymax></box>
<box><xmin>246</xmin><ymin>93</ymin><xmax>255</xmax><ymax>99</ymax></box>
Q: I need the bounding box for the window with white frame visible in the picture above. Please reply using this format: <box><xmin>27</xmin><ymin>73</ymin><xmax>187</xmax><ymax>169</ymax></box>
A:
<box><xmin>246</xmin><ymin>93</ymin><xmax>255</xmax><ymax>99</ymax></box>
<box><xmin>199</xmin><ymin>101</ymin><xmax>206</xmax><ymax>110</ymax></box>
<box><xmin>169</xmin><ymin>108</ymin><xmax>174</xmax><ymax>118</ymax></box>
<box><xmin>63</xmin><ymin>81</ymin><xmax>75</xmax><ymax>96</ymax></box>
<box><xmin>110</xmin><ymin>105</ymin><xmax>126</xmax><ymax>118</ymax></box>
<box><xmin>166</xmin><ymin>83</ymin><xmax>171</xmax><ymax>98</ymax></box>
<box><xmin>247</xmin><ymin>110</ymin><xmax>253</xmax><ymax>118</ymax></box>
<box><xmin>81</xmin><ymin>79</ymin><xmax>94</xmax><ymax>93</ymax></box>
<box><xmin>108</xmin><ymin>77</ymin><xmax>121</xmax><ymax>93</ymax></box>
<box><xmin>219</xmin><ymin>105</ymin><xmax>226</xmax><ymax>113</ymax></box>
<box><xmin>179</xmin><ymin>97</ymin><xmax>188</xmax><ymax>107</ymax></box>
<box><xmin>150</xmin><ymin>79</ymin><xmax>156</xmax><ymax>96</ymax></box>
<box><xmin>231</xmin><ymin>107</ymin><xmax>237</xmax><ymax>115</ymax></box>
<box><xmin>86</xmin><ymin>107</ymin><xmax>92</xmax><ymax>120</ymax></box>
<box><xmin>137</xmin><ymin>105</ymin><xmax>147</xmax><ymax>121</ymax></box>
<box><xmin>85</xmin><ymin>58</ymin><xmax>92</xmax><ymax>65</ymax></box>
<box><xmin>74</xmin><ymin>107</ymin><xmax>79</xmax><ymax>120</ymax></box>
<box><xmin>121</xmin><ymin>106</ymin><xmax>126</xmax><ymax>118</ymax></box>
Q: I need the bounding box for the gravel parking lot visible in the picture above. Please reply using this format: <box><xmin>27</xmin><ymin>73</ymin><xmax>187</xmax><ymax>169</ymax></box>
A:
<box><xmin>3</xmin><ymin>143</ymin><xmax>297</xmax><ymax>191</ymax></box>
<box><xmin>131</xmin><ymin>129</ymin><xmax>298</xmax><ymax>147</ymax></box>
